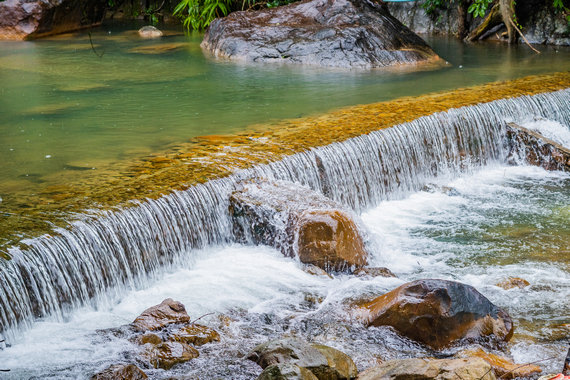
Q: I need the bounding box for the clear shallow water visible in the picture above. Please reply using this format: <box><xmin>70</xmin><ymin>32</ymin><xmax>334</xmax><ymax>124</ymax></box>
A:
<box><xmin>0</xmin><ymin>23</ymin><xmax>569</xmax><ymax>194</ymax></box>
<box><xmin>0</xmin><ymin>164</ymin><xmax>567</xmax><ymax>378</ymax></box>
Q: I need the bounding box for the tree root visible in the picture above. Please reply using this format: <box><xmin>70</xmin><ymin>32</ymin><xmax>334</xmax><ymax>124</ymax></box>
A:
<box><xmin>467</xmin><ymin>3</ymin><xmax>502</xmax><ymax>41</ymax></box>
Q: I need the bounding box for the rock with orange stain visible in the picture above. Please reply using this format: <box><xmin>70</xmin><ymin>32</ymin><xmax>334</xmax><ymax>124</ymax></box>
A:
<box><xmin>461</xmin><ymin>348</ymin><xmax>541</xmax><ymax>379</ymax></box>
<box><xmin>132</xmin><ymin>298</ymin><xmax>190</xmax><ymax>332</ymax></box>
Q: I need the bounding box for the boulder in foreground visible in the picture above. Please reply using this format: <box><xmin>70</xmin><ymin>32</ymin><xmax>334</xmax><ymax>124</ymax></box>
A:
<box><xmin>360</xmin><ymin>279</ymin><xmax>514</xmax><ymax>349</ymax></box>
<box><xmin>201</xmin><ymin>0</ymin><xmax>441</xmax><ymax>68</ymax></box>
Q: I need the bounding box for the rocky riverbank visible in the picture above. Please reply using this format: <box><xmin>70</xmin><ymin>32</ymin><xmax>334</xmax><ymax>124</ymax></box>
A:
<box><xmin>90</xmin><ymin>274</ymin><xmax>552</xmax><ymax>379</ymax></box>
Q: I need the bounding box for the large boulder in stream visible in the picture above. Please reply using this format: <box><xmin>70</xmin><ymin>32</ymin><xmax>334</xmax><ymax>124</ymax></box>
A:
<box><xmin>0</xmin><ymin>0</ymin><xmax>105</xmax><ymax>40</ymax></box>
<box><xmin>359</xmin><ymin>279</ymin><xmax>514</xmax><ymax>349</ymax></box>
<box><xmin>201</xmin><ymin>0</ymin><xmax>441</xmax><ymax>68</ymax></box>
<box><xmin>248</xmin><ymin>337</ymin><xmax>358</xmax><ymax>379</ymax></box>
<box><xmin>230</xmin><ymin>180</ymin><xmax>368</xmax><ymax>272</ymax></box>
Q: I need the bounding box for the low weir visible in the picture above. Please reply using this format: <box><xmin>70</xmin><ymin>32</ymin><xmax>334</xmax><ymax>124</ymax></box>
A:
<box><xmin>1</xmin><ymin>88</ymin><xmax>569</xmax><ymax>344</ymax></box>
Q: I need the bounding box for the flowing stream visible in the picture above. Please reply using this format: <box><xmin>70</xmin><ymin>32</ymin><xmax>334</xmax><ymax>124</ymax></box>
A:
<box><xmin>0</xmin><ymin>89</ymin><xmax>568</xmax><ymax>378</ymax></box>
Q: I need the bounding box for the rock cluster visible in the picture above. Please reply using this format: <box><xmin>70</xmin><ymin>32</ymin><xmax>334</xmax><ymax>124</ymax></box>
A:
<box><xmin>202</xmin><ymin>0</ymin><xmax>441</xmax><ymax>68</ymax></box>
<box><xmin>91</xmin><ymin>298</ymin><xmax>220</xmax><ymax>378</ymax></box>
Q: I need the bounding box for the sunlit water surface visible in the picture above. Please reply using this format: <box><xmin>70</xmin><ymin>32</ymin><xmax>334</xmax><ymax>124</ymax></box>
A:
<box><xmin>0</xmin><ymin>164</ymin><xmax>567</xmax><ymax>378</ymax></box>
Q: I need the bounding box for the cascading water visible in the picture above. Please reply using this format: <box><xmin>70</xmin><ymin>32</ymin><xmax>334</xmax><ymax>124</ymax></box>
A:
<box><xmin>0</xmin><ymin>88</ymin><xmax>568</xmax><ymax>347</ymax></box>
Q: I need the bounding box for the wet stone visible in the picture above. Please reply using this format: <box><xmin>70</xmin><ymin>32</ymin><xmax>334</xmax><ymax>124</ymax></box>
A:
<box><xmin>360</xmin><ymin>279</ymin><xmax>514</xmax><ymax>349</ymax></box>
<box><xmin>143</xmin><ymin>341</ymin><xmax>199</xmax><ymax>370</ymax></box>
<box><xmin>132</xmin><ymin>298</ymin><xmax>190</xmax><ymax>332</ymax></box>
<box><xmin>169</xmin><ymin>324</ymin><xmax>220</xmax><ymax>346</ymax></box>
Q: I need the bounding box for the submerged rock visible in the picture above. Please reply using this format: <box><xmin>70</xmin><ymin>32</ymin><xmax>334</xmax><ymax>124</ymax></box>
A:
<box><xmin>248</xmin><ymin>337</ymin><xmax>357</xmax><ymax>379</ymax></box>
<box><xmin>201</xmin><ymin>0</ymin><xmax>440</xmax><ymax>68</ymax></box>
<box><xmin>496</xmin><ymin>277</ymin><xmax>530</xmax><ymax>290</ymax></box>
<box><xmin>90</xmin><ymin>364</ymin><xmax>148</xmax><ymax>380</ymax></box>
<box><xmin>143</xmin><ymin>341</ymin><xmax>199</xmax><ymax>369</ymax></box>
<box><xmin>0</xmin><ymin>0</ymin><xmax>105</xmax><ymax>40</ymax></box>
<box><xmin>230</xmin><ymin>180</ymin><xmax>368</xmax><ymax>273</ymax></box>
<box><xmin>360</xmin><ymin>279</ymin><xmax>514</xmax><ymax>349</ymax></box>
<box><xmin>357</xmin><ymin>357</ymin><xmax>496</xmax><ymax>380</ymax></box>
<box><xmin>138</xmin><ymin>25</ymin><xmax>163</xmax><ymax>38</ymax></box>
<box><xmin>132</xmin><ymin>298</ymin><xmax>190</xmax><ymax>332</ymax></box>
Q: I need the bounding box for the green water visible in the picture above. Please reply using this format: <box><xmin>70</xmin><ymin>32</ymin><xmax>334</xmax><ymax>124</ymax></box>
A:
<box><xmin>0</xmin><ymin>23</ymin><xmax>569</xmax><ymax>248</ymax></box>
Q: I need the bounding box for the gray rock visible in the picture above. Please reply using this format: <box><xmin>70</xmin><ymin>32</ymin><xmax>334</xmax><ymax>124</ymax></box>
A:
<box><xmin>248</xmin><ymin>337</ymin><xmax>358</xmax><ymax>379</ymax></box>
<box><xmin>0</xmin><ymin>0</ymin><xmax>105</xmax><ymax>40</ymax></box>
<box><xmin>201</xmin><ymin>0</ymin><xmax>441</xmax><ymax>68</ymax></box>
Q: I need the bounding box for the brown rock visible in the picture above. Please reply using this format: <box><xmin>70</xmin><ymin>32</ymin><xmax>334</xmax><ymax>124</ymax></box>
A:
<box><xmin>170</xmin><ymin>324</ymin><xmax>220</xmax><ymax>346</ymax></box>
<box><xmin>461</xmin><ymin>348</ymin><xmax>541</xmax><ymax>379</ymax></box>
<box><xmin>132</xmin><ymin>298</ymin><xmax>190</xmax><ymax>332</ymax></box>
<box><xmin>496</xmin><ymin>277</ymin><xmax>530</xmax><ymax>290</ymax></box>
<box><xmin>138</xmin><ymin>332</ymin><xmax>162</xmax><ymax>345</ymax></box>
<box><xmin>353</xmin><ymin>267</ymin><xmax>396</xmax><ymax>278</ymax></box>
<box><xmin>298</xmin><ymin>210</ymin><xmax>367</xmax><ymax>272</ymax></box>
<box><xmin>0</xmin><ymin>0</ymin><xmax>105</xmax><ymax>40</ymax></box>
<box><xmin>360</xmin><ymin>279</ymin><xmax>514</xmax><ymax>349</ymax></box>
<box><xmin>144</xmin><ymin>341</ymin><xmax>199</xmax><ymax>370</ymax></box>
<box><xmin>90</xmin><ymin>364</ymin><xmax>148</xmax><ymax>380</ymax></box>
<box><xmin>357</xmin><ymin>357</ymin><xmax>496</xmax><ymax>380</ymax></box>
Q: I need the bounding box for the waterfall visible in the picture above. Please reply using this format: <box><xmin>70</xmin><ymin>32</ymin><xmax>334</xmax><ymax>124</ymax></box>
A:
<box><xmin>1</xmin><ymin>89</ymin><xmax>568</xmax><ymax>343</ymax></box>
